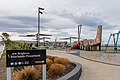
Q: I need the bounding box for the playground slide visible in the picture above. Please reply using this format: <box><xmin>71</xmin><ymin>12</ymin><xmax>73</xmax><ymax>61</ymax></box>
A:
<box><xmin>70</xmin><ymin>42</ymin><xmax>80</xmax><ymax>50</ymax></box>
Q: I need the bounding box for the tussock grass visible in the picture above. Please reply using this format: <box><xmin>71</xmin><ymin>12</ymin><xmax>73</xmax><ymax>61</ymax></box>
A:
<box><xmin>13</xmin><ymin>56</ymin><xmax>72</xmax><ymax>80</ymax></box>
<box><xmin>54</xmin><ymin>57</ymin><xmax>70</xmax><ymax>65</ymax></box>
<box><xmin>48</xmin><ymin>63</ymin><xmax>66</xmax><ymax>76</ymax></box>
<box><xmin>46</xmin><ymin>58</ymin><xmax>53</xmax><ymax>70</ymax></box>
<box><xmin>13</xmin><ymin>67</ymin><xmax>37</xmax><ymax>80</ymax></box>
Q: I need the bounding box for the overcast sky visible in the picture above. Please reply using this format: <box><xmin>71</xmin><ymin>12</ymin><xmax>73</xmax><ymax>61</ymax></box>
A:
<box><xmin>0</xmin><ymin>0</ymin><xmax>120</xmax><ymax>43</ymax></box>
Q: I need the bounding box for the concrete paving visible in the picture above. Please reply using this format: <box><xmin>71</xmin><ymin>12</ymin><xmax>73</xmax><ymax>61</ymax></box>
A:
<box><xmin>47</xmin><ymin>50</ymin><xmax>120</xmax><ymax>80</ymax></box>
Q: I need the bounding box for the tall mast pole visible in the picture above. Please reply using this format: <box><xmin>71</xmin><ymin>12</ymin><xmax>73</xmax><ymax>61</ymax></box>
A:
<box><xmin>37</xmin><ymin>7</ymin><xmax>44</xmax><ymax>48</ymax></box>
<box><xmin>78</xmin><ymin>25</ymin><xmax>82</xmax><ymax>42</ymax></box>
<box><xmin>38</xmin><ymin>7</ymin><xmax>40</xmax><ymax>48</ymax></box>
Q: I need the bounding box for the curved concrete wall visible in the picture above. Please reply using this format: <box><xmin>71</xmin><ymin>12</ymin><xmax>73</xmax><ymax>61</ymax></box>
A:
<box><xmin>58</xmin><ymin>62</ymin><xmax>82</xmax><ymax>80</ymax></box>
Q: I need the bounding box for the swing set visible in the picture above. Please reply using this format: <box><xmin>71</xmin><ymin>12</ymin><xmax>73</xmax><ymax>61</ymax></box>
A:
<box><xmin>105</xmin><ymin>31</ymin><xmax>120</xmax><ymax>53</ymax></box>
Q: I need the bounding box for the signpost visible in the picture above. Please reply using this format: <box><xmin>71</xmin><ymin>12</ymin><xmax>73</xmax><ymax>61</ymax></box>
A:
<box><xmin>6</xmin><ymin>49</ymin><xmax>46</xmax><ymax>80</ymax></box>
<box><xmin>6</xmin><ymin>7</ymin><xmax>47</xmax><ymax>80</ymax></box>
<box><xmin>38</xmin><ymin>7</ymin><xmax>46</xmax><ymax>80</ymax></box>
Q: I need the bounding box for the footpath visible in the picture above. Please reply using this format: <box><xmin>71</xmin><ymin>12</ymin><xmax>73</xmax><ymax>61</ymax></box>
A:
<box><xmin>47</xmin><ymin>50</ymin><xmax>120</xmax><ymax>80</ymax></box>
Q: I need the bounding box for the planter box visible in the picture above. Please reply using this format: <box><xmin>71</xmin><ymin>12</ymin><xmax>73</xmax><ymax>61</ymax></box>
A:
<box><xmin>58</xmin><ymin>62</ymin><xmax>82</xmax><ymax>80</ymax></box>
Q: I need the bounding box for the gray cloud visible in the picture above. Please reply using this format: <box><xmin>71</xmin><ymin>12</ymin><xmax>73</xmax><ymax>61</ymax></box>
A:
<box><xmin>6</xmin><ymin>16</ymin><xmax>53</xmax><ymax>25</ymax></box>
<box><xmin>0</xmin><ymin>16</ymin><xmax>53</xmax><ymax>33</ymax></box>
<box><xmin>0</xmin><ymin>0</ymin><xmax>120</xmax><ymax>42</ymax></box>
<box><xmin>58</xmin><ymin>10</ymin><xmax>118</xmax><ymax>30</ymax></box>
<box><xmin>53</xmin><ymin>31</ymin><xmax>70</xmax><ymax>37</ymax></box>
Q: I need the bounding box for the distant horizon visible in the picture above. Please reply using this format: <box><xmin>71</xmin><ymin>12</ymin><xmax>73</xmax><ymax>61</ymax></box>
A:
<box><xmin>0</xmin><ymin>40</ymin><xmax>119</xmax><ymax>46</ymax></box>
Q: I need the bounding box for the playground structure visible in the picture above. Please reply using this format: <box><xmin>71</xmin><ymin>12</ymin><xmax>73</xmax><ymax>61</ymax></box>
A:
<box><xmin>105</xmin><ymin>31</ymin><xmax>120</xmax><ymax>53</ymax></box>
<box><xmin>60</xmin><ymin>37</ymin><xmax>78</xmax><ymax>46</ymax></box>
<box><xmin>71</xmin><ymin>25</ymin><xmax>102</xmax><ymax>51</ymax></box>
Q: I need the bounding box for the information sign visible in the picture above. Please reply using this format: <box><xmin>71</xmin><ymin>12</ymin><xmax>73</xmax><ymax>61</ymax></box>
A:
<box><xmin>6</xmin><ymin>49</ymin><xmax>46</xmax><ymax>67</ymax></box>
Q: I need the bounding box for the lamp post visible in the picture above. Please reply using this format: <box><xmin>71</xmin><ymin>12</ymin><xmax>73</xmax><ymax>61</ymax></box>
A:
<box><xmin>78</xmin><ymin>25</ymin><xmax>82</xmax><ymax>42</ymax></box>
<box><xmin>38</xmin><ymin>7</ymin><xmax>44</xmax><ymax>48</ymax></box>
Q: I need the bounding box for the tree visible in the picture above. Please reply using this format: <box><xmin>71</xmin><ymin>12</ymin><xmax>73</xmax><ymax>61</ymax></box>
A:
<box><xmin>1</xmin><ymin>32</ymin><xmax>11</xmax><ymax>47</ymax></box>
<box><xmin>1</xmin><ymin>32</ymin><xmax>10</xmax><ymax>41</ymax></box>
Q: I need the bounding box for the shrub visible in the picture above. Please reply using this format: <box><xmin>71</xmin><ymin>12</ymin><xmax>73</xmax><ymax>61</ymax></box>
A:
<box><xmin>47</xmin><ymin>56</ymin><xmax>58</xmax><ymax>62</ymax></box>
<box><xmin>7</xmin><ymin>42</ymin><xmax>31</xmax><ymax>50</ymax></box>
<box><xmin>46</xmin><ymin>58</ymin><xmax>53</xmax><ymax>70</ymax></box>
<box><xmin>35</xmin><ymin>65</ymin><xmax>42</xmax><ymax>72</ymax></box>
<box><xmin>35</xmin><ymin>65</ymin><xmax>42</xmax><ymax>79</ymax></box>
<box><xmin>13</xmin><ymin>67</ymin><xmax>37</xmax><ymax>80</ymax></box>
<box><xmin>48</xmin><ymin>63</ymin><xmax>66</xmax><ymax>76</ymax></box>
<box><xmin>54</xmin><ymin>57</ymin><xmax>70</xmax><ymax>65</ymax></box>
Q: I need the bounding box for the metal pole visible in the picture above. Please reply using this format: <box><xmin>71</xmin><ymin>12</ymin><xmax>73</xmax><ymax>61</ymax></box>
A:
<box><xmin>38</xmin><ymin>7</ymin><xmax>40</xmax><ymax>48</ymax></box>
<box><xmin>78</xmin><ymin>25</ymin><xmax>82</xmax><ymax>42</ymax></box>
<box><xmin>38</xmin><ymin>7</ymin><xmax>44</xmax><ymax>48</ymax></box>
<box><xmin>6</xmin><ymin>68</ymin><xmax>11</xmax><ymax>80</ymax></box>
<box><xmin>55</xmin><ymin>37</ymin><xmax>57</xmax><ymax>48</ymax></box>
<box><xmin>70</xmin><ymin>37</ymin><xmax>71</xmax><ymax>46</ymax></box>
<box><xmin>113</xmin><ymin>34</ymin><xmax>116</xmax><ymax>52</ymax></box>
<box><xmin>43</xmin><ymin>64</ymin><xmax>46</xmax><ymax>80</ymax></box>
<box><xmin>79</xmin><ymin>25</ymin><xmax>82</xmax><ymax>41</ymax></box>
<box><xmin>38</xmin><ymin>7</ymin><xmax>46</xmax><ymax>80</ymax></box>
<box><xmin>43</xmin><ymin>37</ymin><xmax>45</xmax><ymax>47</ymax></box>
<box><xmin>78</xmin><ymin>25</ymin><xmax>80</xmax><ymax>42</ymax></box>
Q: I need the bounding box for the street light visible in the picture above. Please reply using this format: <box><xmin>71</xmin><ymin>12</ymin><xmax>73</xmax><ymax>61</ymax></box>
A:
<box><xmin>38</xmin><ymin>7</ymin><xmax>44</xmax><ymax>48</ymax></box>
